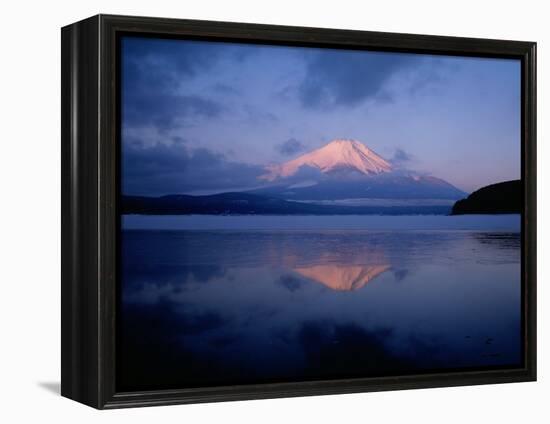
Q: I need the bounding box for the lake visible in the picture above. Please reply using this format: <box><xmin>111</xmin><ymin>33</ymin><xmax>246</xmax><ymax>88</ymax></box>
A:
<box><xmin>118</xmin><ymin>215</ymin><xmax>522</xmax><ymax>391</ymax></box>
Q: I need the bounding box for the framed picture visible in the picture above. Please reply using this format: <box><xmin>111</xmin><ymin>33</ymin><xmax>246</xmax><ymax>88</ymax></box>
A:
<box><xmin>61</xmin><ymin>14</ymin><xmax>536</xmax><ymax>409</ymax></box>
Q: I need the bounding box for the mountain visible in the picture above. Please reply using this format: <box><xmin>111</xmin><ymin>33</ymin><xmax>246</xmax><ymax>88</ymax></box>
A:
<box><xmin>122</xmin><ymin>193</ymin><xmax>452</xmax><ymax>215</ymax></box>
<box><xmin>252</xmin><ymin>139</ymin><xmax>466</xmax><ymax>201</ymax></box>
<box><xmin>262</xmin><ymin>139</ymin><xmax>392</xmax><ymax>181</ymax></box>
<box><xmin>451</xmin><ymin>180</ymin><xmax>522</xmax><ymax>215</ymax></box>
<box><xmin>122</xmin><ymin>139</ymin><xmax>468</xmax><ymax>215</ymax></box>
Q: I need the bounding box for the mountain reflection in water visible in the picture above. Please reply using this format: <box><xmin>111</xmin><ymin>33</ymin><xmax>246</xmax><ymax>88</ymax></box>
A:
<box><xmin>118</xmin><ymin>229</ymin><xmax>521</xmax><ymax>392</ymax></box>
<box><xmin>294</xmin><ymin>264</ymin><xmax>391</xmax><ymax>291</ymax></box>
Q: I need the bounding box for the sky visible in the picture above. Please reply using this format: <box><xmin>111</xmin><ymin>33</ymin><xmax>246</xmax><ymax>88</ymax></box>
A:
<box><xmin>121</xmin><ymin>36</ymin><xmax>521</xmax><ymax>196</ymax></box>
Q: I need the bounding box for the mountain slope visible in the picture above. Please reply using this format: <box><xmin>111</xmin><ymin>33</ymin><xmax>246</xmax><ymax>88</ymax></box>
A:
<box><xmin>251</xmin><ymin>173</ymin><xmax>466</xmax><ymax>201</ymax></box>
<box><xmin>262</xmin><ymin>139</ymin><xmax>392</xmax><ymax>181</ymax></box>
<box><xmin>256</xmin><ymin>139</ymin><xmax>466</xmax><ymax>201</ymax></box>
<box><xmin>294</xmin><ymin>264</ymin><xmax>390</xmax><ymax>291</ymax></box>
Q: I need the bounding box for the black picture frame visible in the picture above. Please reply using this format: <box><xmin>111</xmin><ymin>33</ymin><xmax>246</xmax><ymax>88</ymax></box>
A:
<box><xmin>61</xmin><ymin>14</ymin><xmax>537</xmax><ymax>409</ymax></box>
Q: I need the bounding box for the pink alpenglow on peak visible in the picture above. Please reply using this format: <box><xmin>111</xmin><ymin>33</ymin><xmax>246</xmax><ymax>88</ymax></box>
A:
<box><xmin>261</xmin><ymin>139</ymin><xmax>392</xmax><ymax>181</ymax></box>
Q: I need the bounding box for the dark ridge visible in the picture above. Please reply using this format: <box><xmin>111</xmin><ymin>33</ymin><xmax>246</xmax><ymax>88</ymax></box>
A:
<box><xmin>451</xmin><ymin>180</ymin><xmax>522</xmax><ymax>215</ymax></box>
<box><xmin>122</xmin><ymin>192</ymin><xmax>451</xmax><ymax>216</ymax></box>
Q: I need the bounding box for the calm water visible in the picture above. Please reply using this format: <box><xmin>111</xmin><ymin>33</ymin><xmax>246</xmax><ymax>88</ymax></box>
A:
<box><xmin>118</xmin><ymin>215</ymin><xmax>522</xmax><ymax>391</ymax></box>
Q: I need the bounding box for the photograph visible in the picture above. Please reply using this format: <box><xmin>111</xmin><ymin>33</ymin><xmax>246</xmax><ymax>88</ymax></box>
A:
<box><xmin>118</xmin><ymin>35</ymin><xmax>523</xmax><ymax>392</ymax></box>
<box><xmin>0</xmin><ymin>0</ymin><xmax>543</xmax><ymax>420</ymax></box>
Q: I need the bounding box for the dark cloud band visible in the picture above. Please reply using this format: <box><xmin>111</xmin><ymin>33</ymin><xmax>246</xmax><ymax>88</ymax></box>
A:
<box><xmin>299</xmin><ymin>50</ymin><xmax>423</xmax><ymax>108</ymax></box>
<box><xmin>276</xmin><ymin>138</ymin><xmax>307</xmax><ymax>156</ymax></box>
<box><xmin>122</xmin><ymin>142</ymin><xmax>264</xmax><ymax>196</ymax></box>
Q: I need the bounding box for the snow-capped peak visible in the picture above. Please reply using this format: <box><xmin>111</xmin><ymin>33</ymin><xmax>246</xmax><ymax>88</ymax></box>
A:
<box><xmin>261</xmin><ymin>139</ymin><xmax>392</xmax><ymax>181</ymax></box>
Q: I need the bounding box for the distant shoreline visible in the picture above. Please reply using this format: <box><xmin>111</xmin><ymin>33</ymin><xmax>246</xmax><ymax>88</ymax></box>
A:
<box><xmin>121</xmin><ymin>193</ymin><xmax>455</xmax><ymax>216</ymax></box>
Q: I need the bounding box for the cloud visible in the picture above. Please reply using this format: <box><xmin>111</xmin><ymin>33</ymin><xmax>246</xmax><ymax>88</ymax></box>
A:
<box><xmin>121</xmin><ymin>37</ymin><xmax>251</xmax><ymax>132</ymax></box>
<box><xmin>276</xmin><ymin>138</ymin><xmax>307</xmax><ymax>156</ymax></box>
<box><xmin>390</xmin><ymin>148</ymin><xmax>414</xmax><ymax>166</ymax></box>
<box><xmin>122</xmin><ymin>37</ymin><xmax>227</xmax><ymax>91</ymax></box>
<box><xmin>212</xmin><ymin>83</ymin><xmax>240</xmax><ymax>96</ymax></box>
<box><xmin>277</xmin><ymin>274</ymin><xmax>305</xmax><ymax>292</ymax></box>
<box><xmin>122</xmin><ymin>142</ymin><xmax>265</xmax><ymax>196</ymax></box>
<box><xmin>242</xmin><ymin>105</ymin><xmax>278</xmax><ymax>125</ymax></box>
<box><xmin>298</xmin><ymin>321</ymin><xmax>411</xmax><ymax>376</ymax></box>
<box><xmin>122</xmin><ymin>263</ymin><xmax>227</xmax><ymax>299</ymax></box>
<box><xmin>123</xmin><ymin>92</ymin><xmax>223</xmax><ymax>132</ymax></box>
<box><xmin>298</xmin><ymin>50</ymin><xmax>424</xmax><ymax>108</ymax></box>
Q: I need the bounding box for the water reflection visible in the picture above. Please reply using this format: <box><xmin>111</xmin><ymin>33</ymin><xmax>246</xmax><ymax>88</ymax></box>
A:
<box><xmin>118</xmin><ymin>229</ymin><xmax>521</xmax><ymax>391</ymax></box>
<box><xmin>295</xmin><ymin>264</ymin><xmax>391</xmax><ymax>291</ymax></box>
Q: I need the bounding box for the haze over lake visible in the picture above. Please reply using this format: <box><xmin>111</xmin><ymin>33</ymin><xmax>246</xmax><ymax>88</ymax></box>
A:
<box><xmin>123</xmin><ymin>214</ymin><xmax>520</xmax><ymax>231</ymax></box>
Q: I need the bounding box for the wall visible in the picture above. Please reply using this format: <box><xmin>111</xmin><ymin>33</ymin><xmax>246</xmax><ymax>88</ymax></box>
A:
<box><xmin>0</xmin><ymin>0</ymin><xmax>546</xmax><ymax>422</ymax></box>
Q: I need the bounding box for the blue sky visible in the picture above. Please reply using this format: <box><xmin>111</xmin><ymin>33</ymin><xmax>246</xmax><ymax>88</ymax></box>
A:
<box><xmin>121</xmin><ymin>36</ymin><xmax>520</xmax><ymax>196</ymax></box>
